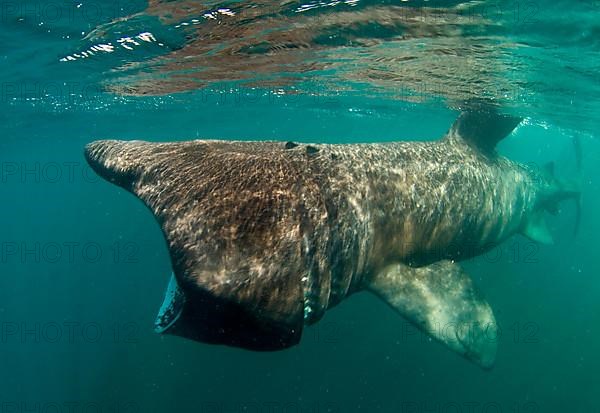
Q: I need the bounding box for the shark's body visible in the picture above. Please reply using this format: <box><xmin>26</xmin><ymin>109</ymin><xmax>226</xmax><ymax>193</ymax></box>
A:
<box><xmin>85</xmin><ymin>111</ymin><xmax>577</xmax><ymax>368</ymax></box>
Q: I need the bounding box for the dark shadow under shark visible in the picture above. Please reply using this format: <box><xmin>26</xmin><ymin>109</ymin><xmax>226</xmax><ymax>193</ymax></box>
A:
<box><xmin>84</xmin><ymin>110</ymin><xmax>579</xmax><ymax>369</ymax></box>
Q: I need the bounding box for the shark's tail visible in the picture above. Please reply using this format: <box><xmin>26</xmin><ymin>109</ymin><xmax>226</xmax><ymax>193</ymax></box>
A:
<box><xmin>536</xmin><ymin>136</ymin><xmax>582</xmax><ymax>240</ymax></box>
<box><xmin>524</xmin><ymin>146</ymin><xmax>581</xmax><ymax>244</ymax></box>
<box><xmin>545</xmin><ymin>165</ymin><xmax>581</xmax><ymax>236</ymax></box>
<box><xmin>523</xmin><ymin>162</ymin><xmax>581</xmax><ymax>245</ymax></box>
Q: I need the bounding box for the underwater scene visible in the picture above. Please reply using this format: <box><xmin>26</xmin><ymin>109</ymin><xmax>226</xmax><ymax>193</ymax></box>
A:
<box><xmin>1</xmin><ymin>0</ymin><xmax>599</xmax><ymax>412</ymax></box>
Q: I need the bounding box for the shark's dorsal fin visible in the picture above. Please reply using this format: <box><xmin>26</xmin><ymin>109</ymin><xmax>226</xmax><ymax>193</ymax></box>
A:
<box><xmin>367</xmin><ymin>261</ymin><xmax>497</xmax><ymax>369</ymax></box>
<box><xmin>447</xmin><ymin>109</ymin><xmax>523</xmax><ymax>154</ymax></box>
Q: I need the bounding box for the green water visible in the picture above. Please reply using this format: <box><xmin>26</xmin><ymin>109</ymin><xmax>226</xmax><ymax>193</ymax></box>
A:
<box><xmin>1</xmin><ymin>1</ymin><xmax>599</xmax><ymax>412</ymax></box>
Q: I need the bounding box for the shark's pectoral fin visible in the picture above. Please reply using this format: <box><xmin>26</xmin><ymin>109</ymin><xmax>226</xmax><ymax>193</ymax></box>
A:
<box><xmin>522</xmin><ymin>211</ymin><xmax>554</xmax><ymax>245</ymax></box>
<box><xmin>367</xmin><ymin>261</ymin><xmax>497</xmax><ymax>369</ymax></box>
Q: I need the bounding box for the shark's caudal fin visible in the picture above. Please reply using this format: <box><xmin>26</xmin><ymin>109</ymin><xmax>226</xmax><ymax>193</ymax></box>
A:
<box><xmin>522</xmin><ymin>161</ymin><xmax>581</xmax><ymax>244</ymax></box>
<box><xmin>446</xmin><ymin>108</ymin><xmax>523</xmax><ymax>154</ymax></box>
<box><xmin>367</xmin><ymin>261</ymin><xmax>497</xmax><ymax>369</ymax></box>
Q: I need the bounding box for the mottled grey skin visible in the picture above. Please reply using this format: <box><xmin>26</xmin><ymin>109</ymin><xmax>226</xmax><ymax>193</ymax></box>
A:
<box><xmin>84</xmin><ymin>112</ymin><xmax>577</xmax><ymax>367</ymax></box>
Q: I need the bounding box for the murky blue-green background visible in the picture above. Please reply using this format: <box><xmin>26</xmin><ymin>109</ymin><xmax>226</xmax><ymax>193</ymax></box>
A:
<box><xmin>1</xmin><ymin>1</ymin><xmax>599</xmax><ymax>412</ymax></box>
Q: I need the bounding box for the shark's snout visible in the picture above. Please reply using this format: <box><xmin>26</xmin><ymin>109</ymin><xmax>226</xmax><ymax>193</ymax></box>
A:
<box><xmin>84</xmin><ymin>140</ymin><xmax>147</xmax><ymax>189</ymax></box>
<box><xmin>84</xmin><ymin>140</ymin><xmax>124</xmax><ymax>180</ymax></box>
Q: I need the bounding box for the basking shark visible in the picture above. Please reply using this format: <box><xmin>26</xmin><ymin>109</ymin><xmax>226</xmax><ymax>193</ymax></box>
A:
<box><xmin>85</xmin><ymin>110</ymin><xmax>579</xmax><ymax>368</ymax></box>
